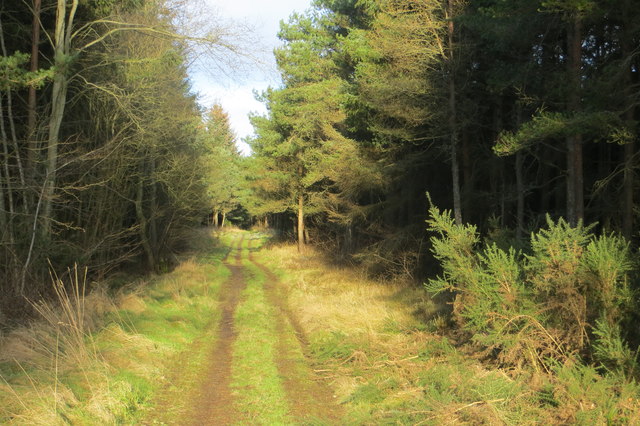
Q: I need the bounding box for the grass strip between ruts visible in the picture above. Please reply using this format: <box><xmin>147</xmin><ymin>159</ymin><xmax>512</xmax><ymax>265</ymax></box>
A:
<box><xmin>229</xmin><ymin>241</ymin><xmax>294</xmax><ymax>425</ymax></box>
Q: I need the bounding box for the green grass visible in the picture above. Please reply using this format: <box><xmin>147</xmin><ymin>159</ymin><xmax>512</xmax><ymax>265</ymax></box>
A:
<box><xmin>229</xmin><ymin>245</ymin><xmax>293</xmax><ymax>424</ymax></box>
<box><xmin>121</xmin><ymin>248</ymin><xmax>230</xmax><ymax>424</ymax></box>
<box><xmin>253</xmin><ymin>242</ymin><xmax>549</xmax><ymax>425</ymax></box>
<box><xmin>0</xmin><ymin>230</ymin><xmax>230</xmax><ymax>425</ymax></box>
<box><xmin>6</xmin><ymin>230</ymin><xmax>637</xmax><ymax>424</ymax></box>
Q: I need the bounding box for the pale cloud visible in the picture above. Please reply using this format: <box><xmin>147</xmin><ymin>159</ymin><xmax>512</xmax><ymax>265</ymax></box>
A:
<box><xmin>189</xmin><ymin>0</ymin><xmax>312</xmax><ymax>153</ymax></box>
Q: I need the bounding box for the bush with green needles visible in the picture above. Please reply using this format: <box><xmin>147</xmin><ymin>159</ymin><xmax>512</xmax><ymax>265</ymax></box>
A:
<box><xmin>426</xmin><ymin>205</ymin><xmax>636</xmax><ymax>376</ymax></box>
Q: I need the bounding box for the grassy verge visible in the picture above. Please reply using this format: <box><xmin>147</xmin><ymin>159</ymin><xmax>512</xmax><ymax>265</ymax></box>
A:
<box><xmin>0</xmin><ymin>229</ymin><xmax>229</xmax><ymax>424</ymax></box>
<box><xmin>256</xmin><ymin>242</ymin><xmax>626</xmax><ymax>424</ymax></box>
<box><xmin>229</xmin><ymin>237</ymin><xmax>293</xmax><ymax>424</ymax></box>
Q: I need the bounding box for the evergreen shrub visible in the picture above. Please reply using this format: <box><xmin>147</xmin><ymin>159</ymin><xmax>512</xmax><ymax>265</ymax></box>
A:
<box><xmin>426</xmin><ymin>206</ymin><xmax>636</xmax><ymax>374</ymax></box>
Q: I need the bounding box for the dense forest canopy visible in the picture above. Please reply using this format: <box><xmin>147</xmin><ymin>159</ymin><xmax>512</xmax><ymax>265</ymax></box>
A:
<box><xmin>0</xmin><ymin>0</ymin><xmax>247</xmax><ymax>318</ymax></box>
<box><xmin>245</xmin><ymin>0</ymin><xmax>638</xmax><ymax>268</ymax></box>
<box><xmin>1</xmin><ymin>0</ymin><xmax>640</xmax><ymax>418</ymax></box>
<box><xmin>239</xmin><ymin>0</ymin><xmax>640</xmax><ymax>381</ymax></box>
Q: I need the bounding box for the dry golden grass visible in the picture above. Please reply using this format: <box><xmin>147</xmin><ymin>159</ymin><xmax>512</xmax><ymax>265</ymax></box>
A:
<box><xmin>257</xmin><ymin>244</ymin><xmax>439</xmax><ymax>404</ymax></box>
<box><xmin>1</xmin><ymin>268</ymin><xmax>113</xmax><ymax>367</ymax></box>
<box><xmin>266</xmin><ymin>244</ymin><xmax>424</xmax><ymax>336</ymax></box>
<box><xmin>117</xmin><ymin>293</ymin><xmax>147</xmax><ymax>314</ymax></box>
<box><xmin>0</xmin><ymin>239</ymin><xmax>222</xmax><ymax>424</ymax></box>
<box><xmin>0</xmin><ymin>229</ymin><xmax>224</xmax><ymax>424</ymax></box>
<box><xmin>256</xmin><ymin>242</ymin><xmax>551</xmax><ymax>424</ymax></box>
<box><xmin>95</xmin><ymin>323</ymin><xmax>162</xmax><ymax>375</ymax></box>
<box><xmin>0</xmin><ymin>267</ymin><xmax>119</xmax><ymax>424</ymax></box>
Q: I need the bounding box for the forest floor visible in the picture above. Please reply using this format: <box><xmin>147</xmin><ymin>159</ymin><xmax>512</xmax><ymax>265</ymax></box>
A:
<box><xmin>1</xmin><ymin>229</ymin><xmax>638</xmax><ymax>424</ymax></box>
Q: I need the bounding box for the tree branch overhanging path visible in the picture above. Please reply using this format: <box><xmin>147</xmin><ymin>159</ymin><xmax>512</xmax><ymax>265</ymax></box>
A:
<box><xmin>0</xmin><ymin>0</ymin><xmax>262</xmax><ymax>296</ymax></box>
<box><xmin>1</xmin><ymin>0</ymin><xmax>640</xmax><ymax>423</ymax></box>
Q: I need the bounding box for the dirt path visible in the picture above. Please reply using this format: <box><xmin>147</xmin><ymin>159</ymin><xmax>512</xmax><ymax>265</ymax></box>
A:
<box><xmin>248</xmin><ymin>241</ymin><xmax>342</xmax><ymax>423</ymax></box>
<box><xmin>187</xmin><ymin>235</ymin><xmax>245</xmax><ymax>425</ymax></box>
<box><xmin>146</xmin><ymin>233</ymin><xmax>342</xmax><ymax>425</ymax></box>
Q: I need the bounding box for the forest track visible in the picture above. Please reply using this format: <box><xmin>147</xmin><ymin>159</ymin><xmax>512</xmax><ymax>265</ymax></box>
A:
<box><xmin>248</xmin><ymin>240</ymin><xmax>343</xmax><ymax>424</ymax></box>
<box><xmin>171</xmin><ymin>232</ymin><xmax>342</xmax><ymax>425</ymax></box>
<box><xmin>186</xmin><ymin>235</ymin><xmax>245</xmax><ymax>425</ymax></box>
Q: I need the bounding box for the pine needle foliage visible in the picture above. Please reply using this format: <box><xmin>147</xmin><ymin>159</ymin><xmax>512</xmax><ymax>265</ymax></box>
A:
<box><xmin>426</xmin><ymin>206</ymin><xmax>637</xmax><ymax>374</ymax></box>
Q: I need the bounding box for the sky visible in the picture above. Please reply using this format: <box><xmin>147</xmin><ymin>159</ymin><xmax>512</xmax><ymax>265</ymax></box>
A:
<box><xmin>189</xmin><ymin>0</ymin><xmax>313</xmax><ymax>154</ymax></box>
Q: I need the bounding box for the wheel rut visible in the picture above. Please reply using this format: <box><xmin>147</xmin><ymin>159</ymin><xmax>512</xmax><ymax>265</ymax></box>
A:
<box><xmin>248</xmin><ymin>240</ymin><xmax>343</xmax><ymax>424</ymax></box>
<box><xmin>151</xmin><ymin>233</ymin><xmax>341</xmax><ymax>425</ymax></box>
<box><xmin>187</xmin><ymin>235</ymin><xmax>245</xmax><ymax>426</ymax></box>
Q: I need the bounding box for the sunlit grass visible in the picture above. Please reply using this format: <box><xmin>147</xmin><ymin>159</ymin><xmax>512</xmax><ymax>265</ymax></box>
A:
<box><xmin>4</xmin><ymin>229</ymin><xmax>635</xmax><ymax>424</ymax></box>
<box><xmin>0</xmin><ymin>229</ymin><xmax>229</xmax><ymax>424</ymax></box>
<box><xmin>229</xmin><ymin>246</ymin><xmax>293</xmax><ymax>424</ymax></box>
<box><xmin>254</xmin><ymin>242</ymin><xmax>546</xmax><ymax>424</ymax></box>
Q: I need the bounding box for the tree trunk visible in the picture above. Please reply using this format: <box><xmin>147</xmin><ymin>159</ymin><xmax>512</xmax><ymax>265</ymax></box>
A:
<box><xmin>462</xmin><ymin>127</ymin><xmax>472</xmax><ymax>210</ymax></box>
<box><xmin>515</xmin><ymin>152</ymin><xmax>525</xmax><ymax>238</ymax></box>
<box><xmin>0</xmin><ymin>19</ymin><xmax>26</xmax><ymax>205</ymax></box>
<box><xmin>566</xmin><ymin>135</ymin><xmax>577</xmax><ymax>224</ymax></box>
<box><xmin>492</xmin><ymin>97</ymin><xmax>505</xmax><ymax>227</ymax></box>
<box><xmin>297</xmin><ymin>192</ymin><xmax>305</xmax><ymax>253</ymax></box>
<box><xmin>0</xmin><ymin>20</ymin><xmax>16</xmax><ymax>244</ymax></box>
<box><xmin>148</xmin><ymin>156</ymin><xmax>158</xmax><ymax>258</ymax></box>
<box><xmin>447</xmin><ymin>0</ymin><xmax>462</xmax><ymax>225</ymax></box>
<box><xmin>42</xmin><ymin>0</ymin><xmax>78</xmax><ymax>236</ymax></box>
<box><xmin>135</xmin><ymin>162</ymin><xmax>155</xmax><ymax>271</ymax></box>
<box><xmin>0</xmin><ymin>94</ymin><xmax>15</xmax><ymax>243</ymax></box>
<box><xmin>0</xmin><ymin>164</ymin><xmax>7</xmax><ymax>236</ymax></box>
<box><xmin>344</xmin><ymin>223</ymin><xmax>353</xmax><ymax>256</ymax></box>
<box><xmin>27</xmin><ymin>0</ymin><xmax>42</xmax><ymax>176</ymax></box>
<box><xmin>515</xmin><ymin>105</ymin><xmax>524</xmax><ymax>240</ymax></box>
<box><xmin>566</xmin><ymin>13</ymin><xmax>583</xmax><ymax>225</ymax></box>
<box><xmin>221</xmin><ymin>211</ymin><xmax>226</xmax><ymax>228</ymax></box>
<box><xmin>20</xmin><ymin>180</ymin><xmax>46</xmax><ymax>294</ymax></box>
<box><xmin>622</xmin><ymin>9</ymin><xmax>635</xmax><ymax>239</ymax></box>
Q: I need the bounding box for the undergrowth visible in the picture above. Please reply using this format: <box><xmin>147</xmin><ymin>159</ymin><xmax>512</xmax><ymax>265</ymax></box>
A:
<box><xmin>0</xmin><ymin>228</ymin><xmax>227</xmax><ymax>424</ymax></box>
<box><xmin>4</xmin><ymin>225</ymin><xmax>639</xmax><ymax>424</ymax></box>
<box><xmin>255</xmin><ymin>242</ymin><xmax>541</xmax><ymax>424</ymax></box>
<box><xmin>425</xmin><ymin>205</ymin><xmax>640</xmax><ymax>422</ymax></box>
<box><xmin>257</xmin><ymin>229</ymin><xmax>640</xmax><ymax>424</ymax></box>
